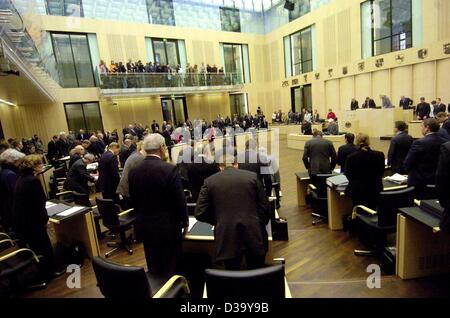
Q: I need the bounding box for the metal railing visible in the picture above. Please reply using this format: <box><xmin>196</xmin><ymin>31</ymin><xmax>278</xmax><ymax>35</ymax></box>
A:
<box><xmin>98</xmin><ymin>72</ymin><xmax>243</xmax><ymax>89</ymax></box>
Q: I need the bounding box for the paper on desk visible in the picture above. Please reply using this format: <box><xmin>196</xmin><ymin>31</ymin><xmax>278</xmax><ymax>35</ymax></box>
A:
<box><xmin>188</xmin><ymin>217</ymin><xmax>197</xmax><ymax>232</ymax></box>
<box><xmin>333</xmin><ymin>168</ymin><xmax>341</xmax><ymax>174</ymax></box>
<box><xmin>57</xmin><ymin>206</ymin><xmax>84</xmax><ymax>217</ymax></box>
<box><xmin>46</xmin><ymin>202</ymin><xmax>57</xmax><ymax>208</ymax></box>
<box><xmin>384</xmin><ymin>173</ymin><xmax>408</xmax><ymax>184</ymax></box>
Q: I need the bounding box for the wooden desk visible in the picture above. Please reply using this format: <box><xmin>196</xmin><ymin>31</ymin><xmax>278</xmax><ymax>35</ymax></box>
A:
<box><xmin>396</xmin><ymin>207</ymin><xmax>450</xmax><ymax>279</ymax></box>
<box><xmin>295</xmin><ymin>172</ymin><xmax>310</xmax><ymax>206</ymax></box>
<box><xmin>408</xmin><ymin>121</ymin><xmax>423</xmax><ymax>139</ymax></box>
<box><xmin>269</xmin><ymin>124</ymin><xmax>301</xmax><ymax>135</ymax></box>
<box><xmin>171</xmin><ymin>142</ymin><xmax>188</xmax><ymax>164</ymax></box>
<box><xmin>47</xmin><ymin>202</ymin><xmax>100</xmax><ymax>258</ymax></box>
<box><xmin>38</xmin><ymin>165</ymin><xmax>54</xmax><ymax>200</ymax></box>
<box><xmin>327</xmin><ymin>180</ymin><xmax>408</xmax><ymax>231</ymax></box>
<box><xmin>287</xmin><ymin>134</ymin><xmax>346</xmax><ymax>151</ymax></box>
<box><xmin>184</xmin><ymin>219</ymin><xmax>273</xmax><ymax>265</ymax></box>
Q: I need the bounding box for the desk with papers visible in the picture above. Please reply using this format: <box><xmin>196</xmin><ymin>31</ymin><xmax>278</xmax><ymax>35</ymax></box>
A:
<box><xmin>46</xmin><ymin>201</ymin><xmax>100</xmax><ymax>258</ymax></box>
<box><xmin>183</xmin><ymin>218</ymin><xmax>274</xmax><ymax>264</ymax></box>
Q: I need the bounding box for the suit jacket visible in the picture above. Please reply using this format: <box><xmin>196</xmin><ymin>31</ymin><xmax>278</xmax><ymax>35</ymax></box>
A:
<box><xmin>350</xmin><ymin>101</ymin><xmax>359</xmax><ymax>111</ymax></box>
<box><xmin>405</xmin><ymin>133</ymin><xmax>446</xmax><ymax>187</ymax></box>
<box><xmin>400</xmin><ymin>98</ymin><xmax>413</xmax><ymax>109</ymax></box>
<box><xmin>119</xmin><ymin>146</ymin><xmax>133</xmax><ymax>167</ymax></box>
<box><xmin>387</xmin><ymin>131</ymin><xmax>413</xmax><ymax>174</ymax></box>
<box><xmin>65</xmin><ymin>158</ymin><xmax>95</xmax><ymax>194</ymax></box>
<box><xmin>436</xmin><ymin>142</ymin><xmax>450</xmax><ymax>232</ymax></box>
<box><xmin>416</xmin><ymin>102</ymin><xmax>431</xmax><ymax>119</ymax></box>
<box><xmin>116</xmin><ymin>152</ymin><xmax>144</xmax><ymax>197</ymax></box>
<box><xmin>195</xmin><ymin>168</ymin><xmax>271</xmax><ymax>261</ymax></box>
<box><xmin>443</xmin><ymin>119</ymin><xmax>450</xmax><ymax>136</ymax></box>
<box><xmin>302</xmin><ymin>121</ymin><xmax>312</xmax><ymax>135</ymax></box>
<box><xmin>0</xmin><ymin>164</ymin><xmax>19</xmax><ymax>230</ymax></box>
<box><xmin>237</xmin><ymin>149</ymin><xmax>273</xmax><ymax>195</ymax></box>
<box><xmin>98</xmin><ymin>151</ymin><xmax>120</xmax><ymax>195</ymax></box>
<box><xmin>303</xmin><ymin>137</ymin><xmax>337</xmax><ymax>175</ymax></box>
<box><xmin>56</xmin><ymin>138</ymin><xmax>70</xmax><ymax>157</ymax></box>
<box><xmin>12</xmin><ymin>172</ymin><xmax>48</xmax><ymax>236</ymax></box>
<box><xmin>151</xmin><ymin>123</ymin><xmax>160</xmax><ymax>133</ymax></box>
<box><xmin>364</xmin><ymin>99</ymin><xmax>376</xmax><ymax>108</ymax></box>
<box><xmin>128</xmin><ymin>156</ymin><xmax>188</xmax><ymax>242</ymax></box>
<box><xmin>47</xmin><ymin>140</ymin><xmax>58</xmax><ymax>161</ymax></box>
<box><xmin>345</xmin><ymin>148</ymin><xmax>385</xmax><ymax>208</ymax></box>
<box><xmin>185</xmin><ymin>155</ymin><xmax>220</xmax><ymax>202</ymax></box>
<box><xmin>77</xmin><ymin>133</ymin><xmax>90</xmax><ymax>141</ymax></box>
<box><xmin>69</xmin><ymin>153</ymin><xmax>82</xmax><ymax>169</ymax></box>
<box><xmin>327</xmin><ymin>122</ymin><xmax>339</xmax><ymax>135</ymax></box>
<box><xmin>337</xmin><ymin>143</ymin><xmax>358</xmax><ymax>174</ymax></box>
<box><xmin>435</xmin><ymin>103</ymin><xmax>446</xmax><ymax>114</ymax></box>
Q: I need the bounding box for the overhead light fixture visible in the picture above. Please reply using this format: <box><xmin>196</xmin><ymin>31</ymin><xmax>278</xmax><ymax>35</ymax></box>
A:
<box><xmin>0</xmin><ymin>98</ymin><xmax>16</xmax><ymax>106</ymax></box>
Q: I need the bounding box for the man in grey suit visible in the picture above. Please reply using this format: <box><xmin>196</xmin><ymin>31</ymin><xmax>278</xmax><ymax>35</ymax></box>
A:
<box><xmin>303</xmin><ymin>130</ymin><xmax>337</xmax><ymax>181</ymax></box>
<box><xmin>327</xmin><ymin>119</ymin><xmax>339</xmax><ymax>135</ymax></box>
<box><xmin>380</xmin><ymin>95</ymin><xmax>393</xmax><ymax>108</ymax></box>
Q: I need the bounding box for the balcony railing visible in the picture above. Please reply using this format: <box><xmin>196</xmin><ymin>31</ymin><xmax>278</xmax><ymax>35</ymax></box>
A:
<box><xmin>99</xmin><ymin>72</ymin><xmax>243</xmax><ymax>90</ymax></box>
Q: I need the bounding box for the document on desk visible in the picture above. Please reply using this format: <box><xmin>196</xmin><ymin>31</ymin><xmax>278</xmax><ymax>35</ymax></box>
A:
<box><xmin>188</xmin><ymin>217</ymin><xmax>197</xmax><ymax>232</ymax></box>
<box><xmin>46</xmin><ymin>202</ymin><xmax>57</xmax><ymax>209</ymax></box>
<box><xmin>57</xmin><ymin>206</ymin><xmax>85</xmax><ymax>217</ymax></box>
<box><xmin>333</xmin><ymin>168</ymin><xmax>341</xmax><ymax>174</ymax></box>
<box><xmin>384</xmin><ymin>173</ymin><xmax>408</xmax><ymax>184</ymax></box>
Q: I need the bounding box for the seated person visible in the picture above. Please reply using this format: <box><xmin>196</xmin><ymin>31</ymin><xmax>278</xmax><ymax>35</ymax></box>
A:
<box><xmin>301</xmin><ymin>121</ymin><xmax>312</xmax><ymax>135</ymax></box>
<box><xmin>326</xmin><ymin>119</ymin><xmax>339</xmax><ymax>135</ymax></box>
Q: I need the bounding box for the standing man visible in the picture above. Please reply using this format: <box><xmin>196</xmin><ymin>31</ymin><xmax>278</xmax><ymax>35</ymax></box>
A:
<box><xmin>303</xmin><ymin>130</ymin><xmax>337</xmax><ymax>183</ymax></box>
<box><xmin>363</xmin><ymin>97</ymin><xmax>376</xmax><ymax>109</ymax></box>
<box><xmin>195</xmin><ymin>155</ymin><xmax>271</xmax><ymax>270</ymax></box>
<box><xmin>98</xmin><ymin>142</ymin><xmax>121</xmax><ymax>203</ymax></box>
<box><xmin>387</xmin><ymin>121</ymin><xmax>413</xmax><ymax>174</ymax></box>
<box><xmin>380</xmin><ymin>95</ymin><xmax>393</xmax><ymax>108</ymax></box>
<box><xmin>399</xmin><ymin>96</ymin><xmax>413</xmax><ymax>109</ymax></box>
<box><xmin>436</xmin><ymin>141</ymin><xmax>450</xmax><ymax>232</ymax></box>
<box><xmin>405</xmin><ymin>119</ymin><xmax>446</xmax><ymax>199</ymax></box>
<box><xmin>416</xmin><ymin>97</ymin><xmax>431</xmax><ymax>120</ymax></box>
<box><xmin>435</xmin><ymin>98</ymin><xmax>446</xmax><ymax>115</ymax></box>
<box><xmin>65</xmin><ymin>153</ymin><xmax>96</xmax><ymax>195</ymax></box>
<box><xmin>337</xmin><ymin>133</ymin><xmax>358</xmax><ymax>174</ymax></box>
<box><xmin>151</xmin><ymin>120</ymin><xmax>160</xmax><ymax>133</ymax></box>
<box><xmin>350</xmin><ymin>98</ymin><xmax>359</xmax><ymax>111</ymax></box>
<box><xmin>129</xmin><ymin>134</ymin><xmax>188</xmax><ymax>278</ymax></box>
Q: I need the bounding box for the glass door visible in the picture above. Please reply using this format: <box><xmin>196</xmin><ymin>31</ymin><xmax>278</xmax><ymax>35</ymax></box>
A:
<box><xmin>161</xmin><ymin>97</ymin><xmax>188</xmax><ymax>126</ymax></box>
<box><xmin>229</xmin><ymin>93</ymin><xmax>248</xmax><ymax>116</ymax></box>
<box><xmin>64</xmin><ymin>102</ymin><xmax>104</xmax><ymax>133</ymax></box>
<box><xmin>291</xmin><ymin>84</ymin><xmax>312</xmax><ymax>112</ymax></box>
<box><xmin>152</xmin><ymin>38</ymin><xmax>180</xmax><ymax>68</ymax></box>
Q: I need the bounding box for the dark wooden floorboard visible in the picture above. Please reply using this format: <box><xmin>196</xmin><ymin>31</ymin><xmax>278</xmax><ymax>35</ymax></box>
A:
<box><xmin>24</xmin><ymin>135</ymin><xmax>450</xmax><ymax>298</ymax></box>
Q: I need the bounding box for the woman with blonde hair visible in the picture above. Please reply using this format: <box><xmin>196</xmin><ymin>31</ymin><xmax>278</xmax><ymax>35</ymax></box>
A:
<box><xmin>12</xmin><ymin>155</ymin><xmax>57</xmax><ymax>279</ymax></box>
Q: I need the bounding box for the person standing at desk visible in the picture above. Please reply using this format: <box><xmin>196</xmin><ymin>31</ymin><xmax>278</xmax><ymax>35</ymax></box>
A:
<box><xmin>12</xmin><ymin>155</ymin><xmax>57</xmax><ymax>279</ymax></box>
<box><xmin>98</xmin><ymin>142</ymin><xmax>121</xmax><ymax>203</ymax></box>
<box><xmin>387</xmin><ymin>121</ymin><xmax>413</xmax><ymax>174</ymax></box>
<box><xmin>350</xmin><ymin>98</ymin><xmax>359</xmax><ymax>111</ymax></box>
<box><xmin>399</xmin><ymin>96</ymin><xmax>413</xmax><ymax>109</ymax></box>
<box><xmin>436</xmin><ymin>141</ymin><xmax>450</xmax><ymax>232</ymax></box>
<box><xmin>380</xmin><ymin>95</ymin><xmax>393</xmax><ymax>108</ymax></box>
<box><xmin>337</xmin><ymin>133</ymin><xmax>358</xmax><ymax>174</ymax></box>
<box><xmin>405</xmin><ymin>119</ymin><xmax>446</xmax><ymax>199</ymax></box>
<box><xmin>303</xmin><ymin>130</ymin><xmax>337</xmax><ymax>184</ymax></box>
<box><xmin>195</xmin><ymin>154</ymin><xmax>271</xmax><ymax>270</ymax></box>
<box><xmin>65</xmin><ymin>153</ymin><xmax>96</xmax><ymax>195</ymax></box>
<box><xmin>345</xmin><ymin>134</ymin><xmax>385</xmax><ymax>209</ymax></box>
<box><xmin>363</xmin><ymin>97</ymin><xmax>376</xmax><ymax>109</ymax></box>
<box><xmin>0</xmin><ymin>149</ymin><xmax>25</xmax><ymax>231</ymax></box>
<box><xmin>129</xmin><ymin>134</ymin><xmax>188</xmax><ymax>278</ymax></box>
<box><xmin>416</xmin><ymin>97</ymin><xmax>431</xmax><ymax>120</ymax></box>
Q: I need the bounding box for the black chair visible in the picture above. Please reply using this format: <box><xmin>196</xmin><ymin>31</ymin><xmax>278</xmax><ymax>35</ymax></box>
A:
<box><xmin>420</xmin><ymin>185</ymin><xmax>438</xmax><ymax>200</ymax></box>
<box><xmin>308</xmin><ymin>174</ymin><xmax>333</xmax><ymax>225</ymax></box>
<box><xmin>204</xmin><ymin>263</ymin><xmax>289</xmax><ymax>298</ymax></box>
<box><xmin>73</xmin><ymin>192</ymin><xmax>103</xmax><ymax>239</ymax></box>
<box><xmin>95</xmin><ymin>198</ymin><xmax>135</xmax><ymax>258</ymax></box>
<box><xmin>92</xmin><ymin>256</ymin><xmax>190</xmax><ymax>298</ymax></box>
<box><xmin>352</xmin><ymin>187</ymin><xmax>415</xmax><ymax>256</ymax></box>
<box><xmin>49</xmin><ymin>167</ymin><xmax>74</xmax><ymax>202</ymax></box>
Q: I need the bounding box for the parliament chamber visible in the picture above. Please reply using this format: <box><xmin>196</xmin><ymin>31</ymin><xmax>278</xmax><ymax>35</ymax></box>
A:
<box><xmin>0</xmin><ymin>0</ymin><xmax>450</xmax><ymax>303</ymax></box>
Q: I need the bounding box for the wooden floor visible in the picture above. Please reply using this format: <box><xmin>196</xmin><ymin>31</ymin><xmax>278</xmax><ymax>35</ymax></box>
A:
<box><xmin>25</xmin><ymin>135</ymin><xmax>450</xmax><ymax>298</ymax></box>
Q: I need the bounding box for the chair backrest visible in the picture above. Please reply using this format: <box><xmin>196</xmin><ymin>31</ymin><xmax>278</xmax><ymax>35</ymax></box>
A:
<box><xmin>92</xmin><ymin>256</ymin><xmax>151</xmax><ymax>298</ymax></box>
<box><xmin>53</xmin><ymin>167</ymin><xmax>67</xmax><ymax>179</ymax></box>
<box><xmin>311</xmin><ymin>174</ymin><xmax>334</xmax><ymax>198</ymax></box>
<box><xmin>205</xmin><ymin>264</ymin><xmax>285</xmax><ymax>298</ymax></box>
<box><xmin>377</xmin><ymin>186</ymin><xmax>415</xmax><ymax>227</ymax></box>
<box><xmin>421</xmin><ymin>185</ymin><xmax>438</xmax><ymax>201</ymax></box>
<box><xmin>73</xmin><ymin>192</ymin><xmax>92</xmax><ymax>207</ymax></box>
<box><xmin>95</xmin><ymin>198</ymin><xmax>120</xmax><ymax>229</ymax></box>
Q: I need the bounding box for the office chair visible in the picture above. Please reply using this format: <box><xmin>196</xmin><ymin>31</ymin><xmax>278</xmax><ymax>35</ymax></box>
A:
<box><xmin>49</xmin><ymin>167</ymin><xmax>74</xmax><ymax>202</ymax></box>
<box><xmin>420</xmin><ymin>185</ymin><xmax>438</xmax><ymax>200</ymax></box>
<box><xmin>72</xmin><ymin>192</ymin><xmax>103</xmax><ymax>239</ymax></box>
<box><xmin>95</xmin><ymin>198</ymin><xmax>136</xmax><ymax>258</ymax></box>
<box><xmin>204</xmin><ymin>264</ymin><xmax>289</xmax><ymax>298</ymax></box>
<box><xmin>308</xmin><ymin>174</ymin><xmax>333</xmax><ymax>225</ymax></box>
<box><xmin>352</xmin><ymin>187</ymin><xmax>415</xmax><ymax>256</ymax></box>
<box><xmin>92</xmin><ymin>256</ymin><xmax>190</xmax><ymax>298</ymax></box>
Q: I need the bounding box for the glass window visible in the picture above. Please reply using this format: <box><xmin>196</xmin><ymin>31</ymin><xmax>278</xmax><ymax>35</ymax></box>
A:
<box><xmin>285</xmin><ymin>25</ymin><xmax>313</xmax><ymax>77</ymax></box>
<box><xmin>51</xmin><ymin>32</ymin><xmax>95</xmax><ymax>88</ymax></box>
<box><xmin>64</xmin><ymin>102</ymin><xmax>103</xmax><ymax>133</ymax></box>
<box><xmin>151</xmin><ymin>38</ymin><xmax>180</xmax><ymax>68</ymax></box>
<box><xmin>220</xmin><ymin>6</ymin><xmax>241</xmax><ymax>32</ymax></box>
<box><xmin>146</xmin><ymin>0</ymin><xmax>175</xmax><ymax>26</ymax></box>
<box><xmin>46</xmin><ymin>0</ymin><xmax>83</xmax><ymax>17</ymax></box>
<box><xmin>230</xmin><ymin>93</ymin><xmax>248</xmax><ymax>116</ymax></box>
<box><xmin>361</xmin><ymin>0</ymin><xmax>412</xmax><ymax>57</ymax></box>
<box><xmin>161</xmin><ymin>98</ymin><xmax>188</xmax><ymax>126</ymax></box>
<box><xmin>222</xmin><ymin>43</ymin><xmax>248</xmax><ymax>84</ymax></box>
<box><xmin>289</xmin><ymin>0</ymin><xmax>311</xmax><ymax>22</ymax></box>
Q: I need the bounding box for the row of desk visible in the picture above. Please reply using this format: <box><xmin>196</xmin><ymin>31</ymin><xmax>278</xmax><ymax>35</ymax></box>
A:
<box><xmin>295</xmin><ymin>171</ymin><xmax>450</xmax><ymax>280</ymax></box>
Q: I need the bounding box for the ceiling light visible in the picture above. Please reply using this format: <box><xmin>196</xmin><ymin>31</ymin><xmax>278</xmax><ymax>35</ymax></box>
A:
<box><xmin>0</xmin><ymin>98</ymin><xmax>16</xmax><ymax>106</ymax></box>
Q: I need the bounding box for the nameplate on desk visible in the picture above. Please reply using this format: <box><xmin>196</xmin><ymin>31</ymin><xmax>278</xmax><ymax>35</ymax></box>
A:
<box><xmin>57</xmin><ymin>206</ymin><xmax>85</xmax><ymax>217</ymax></box>
<box><xmin>188</xmin><ymin>217</ymin><xmax>197</xmax><ymax>232</ymax></box>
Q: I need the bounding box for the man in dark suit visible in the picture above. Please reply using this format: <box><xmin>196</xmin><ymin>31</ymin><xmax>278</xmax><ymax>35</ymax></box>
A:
<box><xmin>405</xmin><ymin>119</ymin><xmax>446</xmax><ymax>199</ymax></box>
<box><xmin>350</xmin><ymin>98</ymin><xmax>359</xmax><ymax>111</ymax></box>
<box><xmin>98</xmin><ymin>142</ymin><xmax>121</xmax><ymax>202</ymax></box>
<box><xmin>387</xmin><ymin>121</ymin><xmax>413</xmax><ymax>174</ymax></box>
<box><xmin>337</xmin><ymin>133</ymin><xmax>358</xmax><ymax>174</ymax></box>
<box><xmin>436</xmin><ymin>141</ymin><xmax>450</xmax><ymax>232</ymax></box>
<box><xmin>436</xmin><ymin>112</ymin><xmax>450</xmax><ymax>141</ymax></box>
<box><xmin>345</xmin><ymin>134</ymin><xmax>385</xmax><ymax>209</ymax></box>
<box><xmin>129</xmin><ymin>134</ymin><xmax>188</xmax><ymax>278</ymax></box>
<box><xmin>237</xmin><ymin>139</ymin><xmax>272</xmax><ymax>196</ymax></box>
<box><xmin>65</xmin><ymin>153</ymin><xmax>96</xmax><ymax>194</ymax></box>
<box><xmin>46</xmin><ymin>135</ymin><xmax>59</xmax><ymax>164</ymax></box>
<box><xmin>195</xmin><ymin>154</ymin><xmax>271</xmax><ymax>270</ymax></box>
<box><xmin>56</xmin><ymin>132</ymin><xmax>70</xmax><ymax>158</ymax></box>
<box><xmin>416</xmin><ymin>97</ymin><xmax>431</xmax><ymax>120</ymax></box>
<box><xmin>77</xmin><ymin>129</ymin><xmax>90</xmax><ymax>141</ymax></box>
<box><xmin>69</xmin><ymin>145</ymin><xmax>85</xmax><ymax>169</ymax></box>
<box><xmin>435</xmin><ymin>98</ymin><xmax>446</xmax><ymax>115</ymax></box>
<box><xmin>119</xmin><ymin>139</ymin><xmax>133</xmax><ymax>167</ymax></box>
<box><xmin>303</xmin><ymin>130</ymin><xmax>337</xmax><ymax>182</ymax></box>
<box><xmin>399</xmin><ymin>96</ymin><xmax>413</xmax><ymax>109</ymax></box>
<box><xmin>363</xmin><ymin>97</ymin><xmax>376</xmax><ymax>109</ymax></box>
<box><xmin>151</xmin><ymin>120</ymin><xmax>160</xmax><ymax>133</ymax></box>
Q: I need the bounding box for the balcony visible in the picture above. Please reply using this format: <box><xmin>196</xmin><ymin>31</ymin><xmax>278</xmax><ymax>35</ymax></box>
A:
<box><xmin>98</xmin><ymin>72</ymin><xmax>245</xmax><ymax>97</ymax></box>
